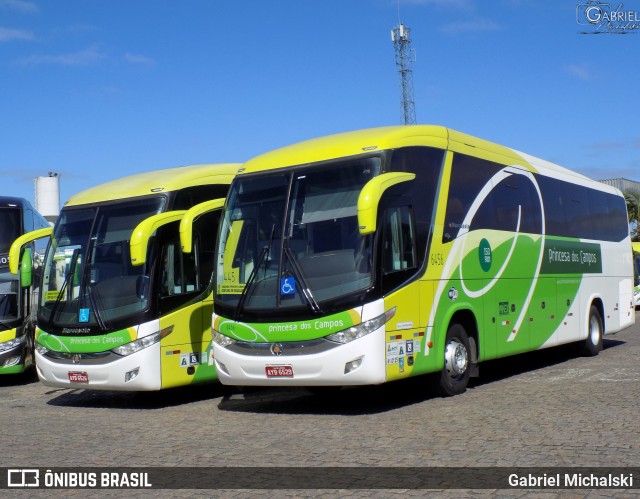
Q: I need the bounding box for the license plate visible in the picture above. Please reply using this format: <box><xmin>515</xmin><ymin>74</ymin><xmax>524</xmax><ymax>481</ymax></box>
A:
<box><xmin>68</xmin><ymin>371</ymin><xmax>89</xmax><ymax>383</ymax></box>
<box><xmin>265</xmin><ymin>365</ymin><xmax>294</xmax><ymax>378</ymax></box>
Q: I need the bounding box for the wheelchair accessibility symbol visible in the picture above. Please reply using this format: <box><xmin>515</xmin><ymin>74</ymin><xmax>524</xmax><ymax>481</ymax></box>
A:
<box><xmin>79</xmin><ymin>308</ymin><xmax>90</xmax><ymax>323</ymax></box>
<box><xmin>280</xmin><ymin>277</ymin><xmax>296</xmax><ymax>296</ymax></box>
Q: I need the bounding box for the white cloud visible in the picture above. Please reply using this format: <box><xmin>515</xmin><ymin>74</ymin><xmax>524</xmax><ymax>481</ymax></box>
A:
<box><xmin>589</xmin><ymin>141</ymin><xmax>627</xmax><ymax>150</ymax></box>
<box><xmin>589</xmin><ymin>139</ymin><xmax>640</xmax><ymax>152</ymax></box>
<box><xmin>580</xmin><ymin>164</ymin><xmax>640</xmax><ymax>181</ymax></box>
<box><xmin>2</xmin><ymin>167</ymin><xmax>54</xmax><ymax>183</ymax></box>
<box><xmin>440</xmin><ymin>18</ymin><xmax>500</xmax><ymax>34</ymax></box>
<box><xmin>0</xmin><ymin>0</ymin><xmax>38</xmax><ymax>14</ymax></box>
<box><xmin>0</xmin><ymin>26</ymin><xmax>33</xmax><ymax>41</ymax></box>
<box><xmin>124</xmin><ymin>52</ymin><xmax>155</xmax><ymax>66</ymax></box>
<box><xmin>19</xmin><ymin>44</ymin><xmax>106</xmax><ymax>66</ymax></box>
<box><xmin>564</xmin><ymin>63</ymin><xmax>594</xmax><ymax>81</ymax></box>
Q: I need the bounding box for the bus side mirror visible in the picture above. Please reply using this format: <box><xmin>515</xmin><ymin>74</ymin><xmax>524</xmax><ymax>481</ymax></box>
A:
<box><xmin>130</xmin><ymin>211</ymin><xmax>187</xmax><ymax>266</ymax></box>
<box><xmin>357</xmin><ymin>172</ymin><xmax>416</xmax><ymax>235</ymax></box>
<box><xmin>8</xmin><ymin>226</ymin><xmax>53</xmax><ymax>274</ymax></box>
<box><xmin>20</xmin><ymin>248</ymin><xmax>33</xmax><ymax>288</ymax></box>
<box><xmin>180</xmin><ymin>198</ymin><xmax>225</xmax><ymax>253</ymax></box>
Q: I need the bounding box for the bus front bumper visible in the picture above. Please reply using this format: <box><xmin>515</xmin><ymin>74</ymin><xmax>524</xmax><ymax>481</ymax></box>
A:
<box><xmin>35</xmin><ymin>343</ymin><xmax>162</xmax><ymax>391</ymax></box>
<box><xmin>213</xmin><ymin>328</ymin><xmax>386</xmax><ymax>386</ymax></box>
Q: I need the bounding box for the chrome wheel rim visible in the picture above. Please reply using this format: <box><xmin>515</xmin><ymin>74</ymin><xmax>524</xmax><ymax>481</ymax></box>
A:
<box><xmin>589</xmin><ymin>314</ymin><xmax>601</xmax><ymax>345</ymax></box>
<box><xmin>444</xmin><ymin>338</ymin><xmax>468</xmax><ymax>378</ymax></box>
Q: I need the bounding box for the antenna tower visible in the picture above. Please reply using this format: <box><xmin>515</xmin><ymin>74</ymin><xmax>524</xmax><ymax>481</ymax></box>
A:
<box><xmin>391</xmin><ymin>23</ymin><xmax>416</xmax><ymax>125</ymax></box>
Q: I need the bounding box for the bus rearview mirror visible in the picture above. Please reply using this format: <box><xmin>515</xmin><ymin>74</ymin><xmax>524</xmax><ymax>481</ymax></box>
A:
<box><xmin>20</xmin><ymin>247</ymin><xmax>33</xmax><ymax>288</ymax></box>
<box><xmin>357</xmin><ymin>172</ymin><xmax>416</xmax><ymax>235</ymax></box>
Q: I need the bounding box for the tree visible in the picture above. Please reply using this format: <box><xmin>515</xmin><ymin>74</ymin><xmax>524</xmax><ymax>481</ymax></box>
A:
<box><xmin>624</xmin><ymin>191</ymin><xmax>640</xmax><ymax>241</ymax></box>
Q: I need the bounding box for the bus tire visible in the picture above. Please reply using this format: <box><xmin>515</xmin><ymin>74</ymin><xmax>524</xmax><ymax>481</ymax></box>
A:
<box><xmin>433</xmin><ymin>323</ymin><xmax>471</xmax><ymax>396</ymax></box>
<box><xmin>580</xmin><ymin>305</ymin><xmax>603</xmax><ymax>357</ymax></box>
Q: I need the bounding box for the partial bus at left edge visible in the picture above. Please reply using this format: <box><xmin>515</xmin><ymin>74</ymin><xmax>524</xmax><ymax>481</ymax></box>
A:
<box><xmin>0</xmin><ymin>196</ymin><xmax>50</xmax><ymax>374</ymax></box>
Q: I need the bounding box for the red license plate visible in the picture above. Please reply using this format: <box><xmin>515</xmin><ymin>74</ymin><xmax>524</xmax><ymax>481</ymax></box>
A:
<box><xmin>265</xmin><ymin>365</ymin><xmax>294</xmax><ymax>378</ymax></box>
<box><xmin>68</xmin><ymin>371</ymin><xmax>89</xmax><ymax>383</ymax></box>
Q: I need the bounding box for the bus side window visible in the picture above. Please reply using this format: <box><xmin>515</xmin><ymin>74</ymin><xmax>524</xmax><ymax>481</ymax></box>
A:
<box><xmin>444</xmin><ymin>153</ymin><xmax>501</xmax><ymax>242</ymax></box>
<box><xmin>192</xmin><ymin>210</ymin><xmax>219</xmax><ymax>287</ymax></box>
<box><xmin>383</xmin><ymin>206</ymin><xmax>417</xmax><ymax>273</ymax></box>
<box><xmin>160</xmin><ymin>240</ymin><xmax>198</xmax><ymax>297</ymax></box>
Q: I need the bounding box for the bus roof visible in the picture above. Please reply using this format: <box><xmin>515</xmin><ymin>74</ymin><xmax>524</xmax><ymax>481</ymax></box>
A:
<box><xmin>0</xmin><ymin>196</ymin><xmax>33</xmax><ymax>209</ymax></box>
<box><xmin>242</xmin><ymin>125</ymin><xmax>451</xmax><ymax>173</ymax></box>
<box><xmin>65</xmin><ymin>163</ymin><xmax>241</xmax><ymax>207</ymax></box>
<box><xmin>241</xmin><ymin>125</ymin><xmax>600</xmax><ymax>188</ymax></box>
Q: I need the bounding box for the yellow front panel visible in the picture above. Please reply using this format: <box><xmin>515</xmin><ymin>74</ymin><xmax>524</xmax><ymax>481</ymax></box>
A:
<box><xmin>0</xmin><ymin>328</ymin><xmax>17</xmax><ymax>343</ymax></box>
<box><xmin>159</xmin><ymin>298</ymin><xmax>216</xmax><ymax>389</ymax></box>
<box><xmin>383</xmin><ymin>280</ymin><xmax>426</xmax><ymax>382</ymax></box>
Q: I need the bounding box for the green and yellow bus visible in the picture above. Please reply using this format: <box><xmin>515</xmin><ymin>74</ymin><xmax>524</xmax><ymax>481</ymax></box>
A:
<box><xmin>0</xmin><ymin>197</ymin><xmax>50</xmax><ymax>374</ymax></box>
<box><xmin>211</xmin><ymin>125</ymin><xmax>634</xmax><ymax>395</ymax></box>
<box><xmin>10</xmin><ymin>163</ymin><xmax>238</xmax><ymax>390</ymax></box>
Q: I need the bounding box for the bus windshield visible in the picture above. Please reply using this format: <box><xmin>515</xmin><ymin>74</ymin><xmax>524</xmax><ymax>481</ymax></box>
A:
<box><xmin>216</xmin><ymin>157</ymin><xmax>381</xmax><ymax>319</ymax></box>
<box><xmin>0</xmin><ymin>271</ymin><xmax>20</xmax><ymax>330</ymax></box>
<box><xmin>38</xmin><ymin>197</ymin><xmax>164</xmax><ymax>329</ymax></box>
<box><xmin>0</xmin><ymin>208</ymin><xmax>23</xmax><ymax>331</ymax></box>
<box><xmin>0</xmin><ymin>207</ymin><xmax>21</xmax><ymax>255</ymax></box>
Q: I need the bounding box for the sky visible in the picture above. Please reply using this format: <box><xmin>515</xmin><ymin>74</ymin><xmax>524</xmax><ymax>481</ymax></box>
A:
<box><xmin>1</xmin><ymin>0</ymin><xmax>639</xmax><ymax>210</ymax></box>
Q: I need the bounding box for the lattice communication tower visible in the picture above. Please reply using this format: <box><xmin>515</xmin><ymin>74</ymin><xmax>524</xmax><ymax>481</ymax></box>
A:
<box><xmin>391</xmin><ymin>23</ymin><xmax>416</xmax><ymax>125</ymax></box>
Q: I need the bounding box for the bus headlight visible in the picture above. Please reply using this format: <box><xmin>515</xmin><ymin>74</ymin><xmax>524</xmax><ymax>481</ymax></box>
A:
<box><xmin>0</xmin><ymin>335</ymin><xmax>25</xmax><ymax>352</ymax></box>
<box><xmin>3</xmin><ymin>356</ymin><xmax>21</xmax><ymax>367</ymax></box>
<box><xmin>35</xmin><ymin>343</ymin><xmax>49</xmax><ymax>355</ymax></box>
<box><xmin>212</xmin><ymin>328</ymin><xmax>236</xmax><ymax>347</ymax></box>
<box><xmin>324</xmin><ymin>308</ymin><xmax>396</xmax><ymax>344</ymax></box>
<box><xmin>111</xmin><ymin>326</ymin><xmax>173</xmax><ymax>357</ymax></box>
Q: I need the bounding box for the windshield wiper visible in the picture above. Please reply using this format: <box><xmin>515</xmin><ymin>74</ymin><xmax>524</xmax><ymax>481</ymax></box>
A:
<box><xmin>48</xmin><ymin>248</ymin><xmax>81</xmax><ymax>327</ymax></box>
<box><xmin>282</xmin><ymin>243</ymin><xmax>322</xmax><ymax>314</ymax></box>
<box><xmin>79</xmin><ymin>238</ymin><xmax>108</xmax><ymax>331</ymax></box>
<box><xmin>234</xmin><ymin>224</ymin><xmax>276</xmax><ymax>321</ymax></box>
<box><xmin>82</xmin><ymin>273</ymin><xmax>108</xmax><ymax>331</ymax></box>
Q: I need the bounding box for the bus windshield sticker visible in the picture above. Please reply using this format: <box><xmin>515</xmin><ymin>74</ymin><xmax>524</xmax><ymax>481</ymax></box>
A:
<box><xmin>78</xmin><ymin>308</ymin><xmax>90</xmax><ymax>323</ymax></box>
<box><xmin>280</xmin><ymin>277</ymin><xmax>296</xmax><ymax>296</ymax></box>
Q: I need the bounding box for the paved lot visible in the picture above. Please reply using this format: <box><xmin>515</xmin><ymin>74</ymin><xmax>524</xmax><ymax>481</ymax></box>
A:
<box><xmin>2</xmin><ymin>313</ymin><xmax>639</xmax><ymax>498</ymax></box>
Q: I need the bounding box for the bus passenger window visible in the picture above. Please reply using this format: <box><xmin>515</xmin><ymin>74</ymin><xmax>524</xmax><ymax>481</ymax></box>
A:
<box><xmin>160</xmin><ymin>241</ymin><xmax>198</xmax><ymax>297</ymax></box>
<box><xmin>383</xmin><ymin>206</ymin><xmax>417</xmax><ymax>273</ymax></box>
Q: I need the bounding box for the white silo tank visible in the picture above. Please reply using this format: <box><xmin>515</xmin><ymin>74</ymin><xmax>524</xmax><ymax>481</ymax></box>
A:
<box><xmin>35</xmin><ymin>172</ymin><xmax>60</xmax><ymax>223</ymax></box>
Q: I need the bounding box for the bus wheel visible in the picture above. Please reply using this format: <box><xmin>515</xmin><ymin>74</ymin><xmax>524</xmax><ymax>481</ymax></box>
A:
<box><xmin>580</xmin><ymin>305</ymin><xmax>603</xmax><ymax>356</ymax></box>
<box><xmin>434</xmin><ymin>323</ymin><xmax>471</xmax><ymax>396</ymax></box>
